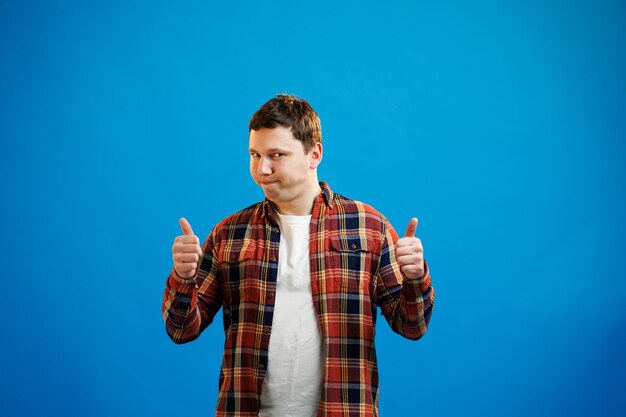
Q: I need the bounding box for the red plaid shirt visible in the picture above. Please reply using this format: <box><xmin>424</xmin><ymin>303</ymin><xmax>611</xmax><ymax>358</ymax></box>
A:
<box><xmin>162</xmin><ymin>182</ymin><xmax>434</xmax><ymax>416</ymax></box>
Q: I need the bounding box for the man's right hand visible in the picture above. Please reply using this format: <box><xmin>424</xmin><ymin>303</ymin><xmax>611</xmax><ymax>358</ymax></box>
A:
<box><xmin>172</xmin><ymin>217</ymin><xmax>203</xmax><ymax>279</ymax></box>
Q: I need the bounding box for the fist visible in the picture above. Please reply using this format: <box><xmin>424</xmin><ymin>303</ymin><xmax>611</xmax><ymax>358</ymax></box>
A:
<box><xmin>395</xmin><ymin>217</ymin><xmax>425</xmax><ymax>280</ymax></box>
<box><xmin>172</xmin><ymin>217</ymin><xmax>203</xmax><ymax>279</ymax></box>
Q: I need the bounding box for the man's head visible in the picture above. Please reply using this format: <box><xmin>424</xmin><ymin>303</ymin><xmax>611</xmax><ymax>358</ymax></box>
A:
<box><xmin>248</xmin><ymin>94</ymin><xmax>323</xmax><ymax>214</ymax></box>
<box><xmin>249</xmin><ymin>94</ymin><xmax>322</xmax><ymax>153</ymax></box>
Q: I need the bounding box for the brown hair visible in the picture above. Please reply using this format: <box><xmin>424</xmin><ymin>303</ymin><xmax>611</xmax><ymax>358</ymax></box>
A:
<box><xmin>249</xmin><ymin>94</ymin><xmax>322</xmax><ymax>153</ymax></box>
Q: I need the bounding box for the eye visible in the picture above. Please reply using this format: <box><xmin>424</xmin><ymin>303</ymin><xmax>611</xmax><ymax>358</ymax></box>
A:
<box><xmin>250</xmin><ymin>152</ymin><xmax>260</xmax><ymax>158</ymax></box>
<box><xmin>271</xmin><ymin>153</ymin><xmax>285</xmax><ymax>158</ymax></box>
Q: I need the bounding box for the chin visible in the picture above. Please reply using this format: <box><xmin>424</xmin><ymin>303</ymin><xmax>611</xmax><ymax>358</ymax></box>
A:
<box><xmin>261</xmin><ymin>188</ymin><xmax>280</xmax><ymax>201</ymax></box>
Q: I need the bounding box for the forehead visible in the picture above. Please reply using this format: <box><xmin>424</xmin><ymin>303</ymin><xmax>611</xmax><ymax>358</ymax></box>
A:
<box><xmin>249</xmin><ymin>126</ymin><xmax>303</xmax><ymax>151</ymax></box>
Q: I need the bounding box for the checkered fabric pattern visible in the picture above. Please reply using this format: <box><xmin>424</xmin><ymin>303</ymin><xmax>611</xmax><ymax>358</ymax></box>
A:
<box><xmin>162</xmin><ymin>182</ymin><xmax>434</xmax><ymax>416</ymax></box>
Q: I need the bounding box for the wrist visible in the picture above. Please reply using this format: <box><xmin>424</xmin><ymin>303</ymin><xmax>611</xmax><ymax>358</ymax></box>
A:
<box><xmin>172</xmin><ymin>267</ymin><xmax>197</xmax><ymax>283</ymax></box>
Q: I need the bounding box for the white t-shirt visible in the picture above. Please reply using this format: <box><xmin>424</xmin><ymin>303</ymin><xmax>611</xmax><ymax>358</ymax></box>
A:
<box><xmin>259</xmin><ymin>213</ymin><xmax>324</xmax><ymax>417</ymax></box>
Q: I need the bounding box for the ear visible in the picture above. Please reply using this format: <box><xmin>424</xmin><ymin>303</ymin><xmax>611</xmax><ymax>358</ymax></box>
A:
<box><xmin>309</xmin><ymin>142</ymin><xmax>323</xmax><ymax>169</ymax></box>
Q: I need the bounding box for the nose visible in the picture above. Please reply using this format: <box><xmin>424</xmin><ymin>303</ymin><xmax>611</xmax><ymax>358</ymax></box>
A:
<box><xmin>257</xmin><ymin>156</ymin><xmax>272</xmax><ymax>175</ymax></box>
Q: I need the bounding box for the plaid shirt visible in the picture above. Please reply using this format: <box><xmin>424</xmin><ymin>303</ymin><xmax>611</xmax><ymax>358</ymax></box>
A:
<box><xmin>162</xmin><ymin>182</ymin><xmax>434</xmax><ymax>417</ymax></box>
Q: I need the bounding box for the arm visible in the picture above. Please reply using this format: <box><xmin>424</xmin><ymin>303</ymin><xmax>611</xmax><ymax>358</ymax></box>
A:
<box><xmin>161</xmin><ymin>226</ymin><xmax>223</xmax><ymax>344</ymax></box>
<box><xmin>374</xmin><ymin>218</ymin><xmax>435</xmax><ymax>340</ymax></box>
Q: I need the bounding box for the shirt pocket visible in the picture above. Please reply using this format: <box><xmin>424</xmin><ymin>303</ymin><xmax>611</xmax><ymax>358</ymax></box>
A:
<box><xmin>218</xmin><ymin>240</ymin><xmax>258</xmax><ymax>304</ymax></box>
<box><xmin>218</xmin><ymin>239</ymin><xmax>257</xmax><ymax>264</ymax></box>
<box><xmin>330</xmin><ymin>235</ymin><xmax>372</xmax><ymax>290</ymax></box>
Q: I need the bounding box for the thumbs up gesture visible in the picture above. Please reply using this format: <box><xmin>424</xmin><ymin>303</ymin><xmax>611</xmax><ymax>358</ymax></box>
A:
<box><xmin>395</xmin><ymin>217</ymin><xmax>425</xmax><ymax>280</ymax></box>
<box><xmin>172</xmin><ymin>218</ymin><xmax>203</xmax><ymax>279</ymax></box>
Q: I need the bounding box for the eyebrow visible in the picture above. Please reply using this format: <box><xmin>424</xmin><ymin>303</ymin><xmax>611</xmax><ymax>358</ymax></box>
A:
<box><xmin>248</xmin><ymin>148</ymin><xmax>292</xmax><ymax>154</ymax></box>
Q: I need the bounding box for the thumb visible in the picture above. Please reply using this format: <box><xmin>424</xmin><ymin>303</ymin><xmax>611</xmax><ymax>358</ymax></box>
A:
<box><xmin>179</xmin><ymin>217</ymin><xmax>195</xmax><ymax>236</ymax></box>
<box><xmin>404</xmin><ymin>217</ymin><xmax>418</xmax><ymax>238</ymax></box>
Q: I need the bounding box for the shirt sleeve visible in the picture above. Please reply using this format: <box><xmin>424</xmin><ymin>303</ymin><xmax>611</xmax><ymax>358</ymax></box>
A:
<box><xmin>374</xmin><ymin>219</ymin><xmax>435</xmax><ymax>341</ymax></box>
<box><xmin>161</xmin><ymin>230</ymin><xmax>223</xmax><ymax>344</ymax></box>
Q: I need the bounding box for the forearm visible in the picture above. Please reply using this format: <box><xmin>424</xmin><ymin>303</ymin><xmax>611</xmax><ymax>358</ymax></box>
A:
<box><xmin>377</xmin><ymin>218</ymin><xmax>435</xmax><ymax>340</ymax></box>
<box><xmin>388</xmin><ymin>262</ymin><xmax>435</xmax><ymax>340</ymax></box>
<box><xmin>162</xmin><ymin>269</ymin><xmax>205</xmax><ymax>343</ymax></box>
<box><xmin>163</xmin><ymin>228</ymin><xmax>224</xmax><ymax>344</ymax></box>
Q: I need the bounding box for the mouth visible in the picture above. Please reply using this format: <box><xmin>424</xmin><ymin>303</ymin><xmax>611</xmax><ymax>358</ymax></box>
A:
<box><xmin>259</xmin><ymin>179</ymin><xmax>278</xmax><ymax>186</ymax></box>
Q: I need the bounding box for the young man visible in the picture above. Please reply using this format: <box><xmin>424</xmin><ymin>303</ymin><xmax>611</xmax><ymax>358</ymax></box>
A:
<box><xmin>162</xmin><ymin>94</ymin><xmax>435</xmax><ymax>417</ymax></box>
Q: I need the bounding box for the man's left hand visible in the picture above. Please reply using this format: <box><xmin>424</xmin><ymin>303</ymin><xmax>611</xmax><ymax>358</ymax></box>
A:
<box><xmin>395</xmin><ymin>217</ymin><xmax>425</xmax><ymax>280</ymax></box>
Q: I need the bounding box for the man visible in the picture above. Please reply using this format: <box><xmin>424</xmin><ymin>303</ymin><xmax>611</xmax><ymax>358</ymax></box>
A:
<box><xmin>162</xmin><ymin>94</ymin><xmax>434</xmax><ymax>417</ymax></box>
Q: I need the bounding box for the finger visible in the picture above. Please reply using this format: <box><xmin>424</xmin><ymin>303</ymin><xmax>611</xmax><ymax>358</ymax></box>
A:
<box><xmin>395</xmin><ymin>245</ymin><xmax>423</xmax><ymax>258</ymax></box>
<box><xmin>181</xmin><ymin>243</ymin><xmax>203</xmax><ymax>257</ymax></box>
<box><xmin>396</xmin><ymin>236</ymin><xmax>422</xmax><ymax>248</ymax></box>
<box><xmin>176</xmin><ymin>263</ymin><xmax>197</xmax><ymax>275</ymax></box>
<box><xmin>174</xmin><ymin>252</ymin><xmax>200</xmax><ymax>263</ymax></box>
<box><xmin>175</xmin><ymin>235</ymin><xmax>200</xmax><ymax>245</ymax></box>
<box><xmin>401</xmin><ymin>264</ymin><xmax>424</xmax><ymax>279</ymax></box>
<box><xmin>179</xmin><ymin>217</ymin><xmax>195</xmax><ymax>236</ymax></box>
<box><xmin>396</xmin><ymin>251</ymin><xmax>423</xmax><ymax>263</ymax></box>
<box><xmin>404</xmin><ymin>217</ymin><xmax>418</xmax><ymax>238</ymax></box>
<box><xmin>173</xmin><ymin>242</ymin><xmax>202</xmax><ymax>254</ymax></box>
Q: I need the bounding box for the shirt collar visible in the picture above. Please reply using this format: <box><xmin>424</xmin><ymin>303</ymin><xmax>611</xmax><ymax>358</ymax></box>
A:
<box><xmin>319</xmin><ymin>181</ymin><xmax>334</xmax><ymax>208</ymax></box>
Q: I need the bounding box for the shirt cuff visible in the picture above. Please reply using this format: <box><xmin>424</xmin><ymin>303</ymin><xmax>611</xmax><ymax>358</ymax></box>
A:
<box><xmin>167</xmin><ymin>268</ymin><xmax>197</xmax><ymax>294</ymax></box>
<box><xmin>403</xmin><ymin>261</ymin><xmax>431</xmax><ymax>293</ymax></box>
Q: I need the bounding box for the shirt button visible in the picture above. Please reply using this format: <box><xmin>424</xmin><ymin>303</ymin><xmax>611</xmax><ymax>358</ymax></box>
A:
<box><xmin>267</xmin><ymin>292</ymin><xmax>274</xmax><ymax>299</ymax></box>
<box><xmin>259</xmin><ymin>363</ymin><xmax>265</xmax><ymax>370</ymax></box>
<box><xmin>270</xmin><ymin>256</ymin><xmax>277</xmax><ymax>262</ymax></box>
<box><xmin>350</xmin><ymin>243</ymin><xmax>357</xmax><ymax>249</ymax></box>
<box><xmin>272</xmin><ymin>227</ymin><xmax>279</xmax><ymax>233</ymax></box>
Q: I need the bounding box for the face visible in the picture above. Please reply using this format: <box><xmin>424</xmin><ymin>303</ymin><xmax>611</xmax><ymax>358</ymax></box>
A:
<box><xmin>249</xmin><ymin>126</ymin><xmax>322</xmax><ymax>209</ymax></box>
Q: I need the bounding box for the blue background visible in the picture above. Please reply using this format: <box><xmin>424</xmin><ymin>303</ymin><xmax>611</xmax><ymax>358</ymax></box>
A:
<box><xmin>2</xmin><ymin>1</ymin><xmax>625</xmax><ymax>416</ymax></box>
